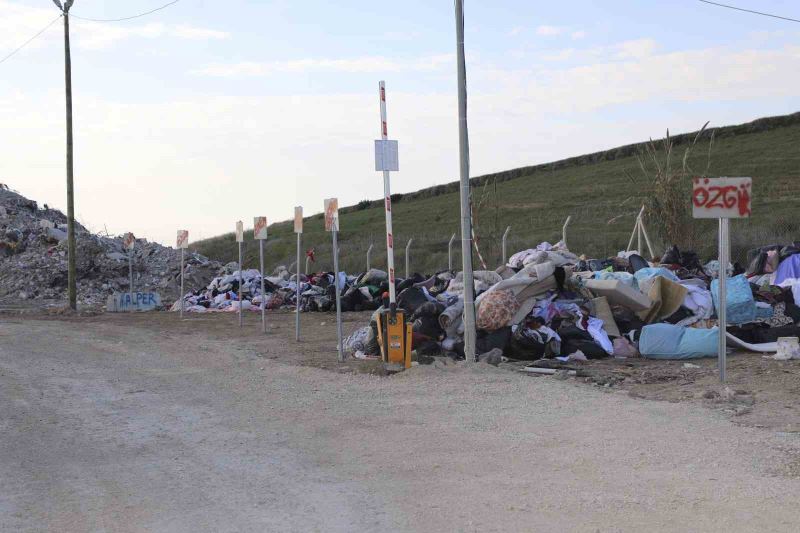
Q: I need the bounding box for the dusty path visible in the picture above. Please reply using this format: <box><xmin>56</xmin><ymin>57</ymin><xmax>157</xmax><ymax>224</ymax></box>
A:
<box><xmin>1</xmin><ymin>315</ymin><xmax>799</xmax><ymax>532</ymax></box>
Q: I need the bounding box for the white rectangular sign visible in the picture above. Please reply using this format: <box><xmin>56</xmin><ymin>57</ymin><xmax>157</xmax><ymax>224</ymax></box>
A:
<box><xmin>374</xmin><ymin>140</ymin><xmax>399</xmax><ymax>172</ymax></box>
<box><xmin>176</xmin><ymin>230</ymin><xmax>189</xmax><ymax>249</ymax></box>
<box><xmin>294</xmin><ymin>206</ymin><xmax>303</xmax><ymax>234</ymax></box>
<box><xmin>692</xmin><ymin>177</ymin><xmax>752</xmax><ymax>219</ymax></box>
<box><xmin>235</xmin><ymin>221</ymin><xmax>244</xmax><ymax>242</ymax></box>
<box><xmin>324</xmin><ymin>198</ymin><xmax>339</xmax><ymax>232</ymax></box>
<box><xmin>253</xmin><ymin>216</ymin><xmax>268</xmax><ymax>240</ymax></box>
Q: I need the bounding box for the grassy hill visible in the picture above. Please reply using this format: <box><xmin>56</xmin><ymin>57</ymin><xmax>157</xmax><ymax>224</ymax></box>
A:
<box><xmin>195</xmin><ymin>112</ymin><xmax>800</xmax><ymax>275</ymax></box>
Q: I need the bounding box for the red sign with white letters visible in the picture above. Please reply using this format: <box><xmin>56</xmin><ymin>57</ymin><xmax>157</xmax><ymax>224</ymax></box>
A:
<box><xmin>692</xmin><ymin>177</ymin><xmax>752</xmax><ymax>219</ymax></box>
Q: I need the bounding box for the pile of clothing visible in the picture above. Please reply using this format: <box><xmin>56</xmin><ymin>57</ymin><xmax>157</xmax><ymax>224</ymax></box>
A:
<box><xmin>346</xmin><ymin>241</ymin><xmax>800</xmax><ymax>362</ymax></box>
<box><xmin>171</xmin><ymin>266</ymin><xmax>397</xmax><ymax>314</ymax></box>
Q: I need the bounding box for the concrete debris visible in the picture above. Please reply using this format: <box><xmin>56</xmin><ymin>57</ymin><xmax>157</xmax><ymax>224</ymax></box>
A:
<box><xmin>0</xmin><ymin>187</ymin><xmax>221</xmax><ymax>309</ymax></box>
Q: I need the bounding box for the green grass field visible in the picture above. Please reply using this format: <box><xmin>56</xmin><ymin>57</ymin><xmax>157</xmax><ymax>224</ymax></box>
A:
<box><xmin>195</xmin><ymin>112</ymin><xmax>800</xmax><ymax>275</ymax></box>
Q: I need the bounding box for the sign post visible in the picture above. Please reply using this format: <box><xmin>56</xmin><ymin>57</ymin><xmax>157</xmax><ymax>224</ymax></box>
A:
<box><xmin>123</xmin><ymin>232</ymin><xmax>135</xmax><ymax>314</ymax></box>
<box><xmin>236</xmin><ymin>221</ymin><xmax>244</xmax><ymax>328</ymax></box>
<box><xmin>448</xmin><ymin>233</ymin><xmax>456</xmax><ymax>271</ymax></box>
<box><xmin>325</xmin><ymin>199</ymin><xmax>344</xmax><ymax>362</ymax></box>
<box><xmin>176</xmin><ymin>230</ymin><xmax>189</xmax><ymax>319</ymax></box>
<box><xmin>375</xmin><ymin>81</ymin><xmax>400</xmax><ymax>307</ymax></box>
<box><xmin>501</xmin><ymin>226</ymin><xmax>511</xmax><ymax>267</ymax></box>
<box><xmin>374</xmin><ymin>82</ymin><xmax>411</xmax><ymax>371</ymax></box>
<box><xmin>692</xmin><ymin>176</ymin><xmax>752</xmax><ymax>383</ymax></box>
<box><xmin>366</xmin><ymin>243</ymin><xmax>374</xmax><ymax>272</ymax></box>
<box><xmin>405</xmin><ymin>238</ymin><xmax>413</xmax><ymax>279</ymax></box>
<box><xmin>254</xmin><ymin>216</ymin><xmax>268</xmax><ymax>334</ymax></box>
<box><xmin>294</xmin><ymin>207</ymin><xmax>303</xmax><ymax>342</ymax></box>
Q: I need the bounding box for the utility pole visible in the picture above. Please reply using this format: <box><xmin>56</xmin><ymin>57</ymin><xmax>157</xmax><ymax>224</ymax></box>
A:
<box><xmin>54</xmin><ymin>0</ymin><xmax>77</xmax><ymax>310</ymax></box>
<box><xmin>455</xmin><ymin>0</ymin><xmax>477</xmax><ymax>362</ymax></box>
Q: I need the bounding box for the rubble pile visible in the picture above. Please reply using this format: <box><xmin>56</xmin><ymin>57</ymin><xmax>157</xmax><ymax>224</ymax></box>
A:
<box><xmin>0</xmin><ymin>186</ymin><xmax>220</xmax><ymax>308</ymax></box>
<box><xmin>343</xmin><ymin>241</ymin><xmax>800</xmax><ymax>363</ymax></box>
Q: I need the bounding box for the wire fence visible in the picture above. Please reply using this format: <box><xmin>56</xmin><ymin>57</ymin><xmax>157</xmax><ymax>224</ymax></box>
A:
<box><xmin>299</xmin><ymin>206</ymin><xmax>798</xmax><ymax>276</ymax></box>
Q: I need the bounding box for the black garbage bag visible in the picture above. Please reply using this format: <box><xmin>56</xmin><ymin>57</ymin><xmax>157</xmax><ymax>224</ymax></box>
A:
<box><xmin>476</xmin><ymin>327</ymin><xmax>512</xmax><ymax>354</ymax></box>
<box><xmin>397</xmin><ymin>287</ymin><xmax>429</xmax><ymax>315</ymax></box>
<box><xmin>508</xmin><ymin>329</ymin><xmax>546</xmax><ymax>360</ymax></box>
<box><xmin>340</xmin><ymin>286</ymin><xmax>366</xmax><ymax>312</ymax></box>
<box><xmin>558</xmin><ymin>326</ymin><xmax>609</xmax><ymax>359</ymax></box>
<box><xmin>662</xmin><ymin>245</ymin><xmax>682</xmax><ymax>265</ymax></box>
<box><xmin>611</xmin><ymin>305</ymin><xmax>646</xmax><ymax>335</ymax></box>
<box><xmin>413</xmin><ymin>315</ymin><xmax>444</xmax><ymax>340</ymax></box>
<box><xmin>588</xmin><ymin>259</ymin><xmax>612</xmax><ymax>272</ymax></box>
<box><xmin>680</xmin><ymin>250</ymin><xmax>703</xmax><ymax>271</ymax></box>
<box><xmin>627</xmin><ymin>254</ymin><xmax>649</xmax><ymax>273</ymax></box>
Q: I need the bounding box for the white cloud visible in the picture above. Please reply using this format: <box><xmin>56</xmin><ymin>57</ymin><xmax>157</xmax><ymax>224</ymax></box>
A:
<box><xmin>0</xmin><ymin>1</ymin><xmax>228</xmax><ymax>53</ymax></box>
<box><xmin>536</xmin><ymin>25</ymin><xmax>564</xmax><ymax>36</ymax></box>
<box><xmin>171</xmin><ymin>25</ymin><xmax>230</xmax><ymax>41</ymax></box>
<box><xmin>571</xmin><ymin>30</ymin><xmax>587</xmax><ymax>40</ymax></box>
<box><xmin>4</xmin><ymin>35</ymin><xmax>800</xmax><ymax>246</ymax></box>
<box><xmin>74</xmin><ymin>21</ymin><xmax>229</xmax><ymax>50</ymax></box>
<box><xmin>509</xmin><ymin>26</ymin><xmax>524</xmax><ymax>37</ymax></box>
<box><xmin>0</xmin><ymin>0</ymin><xmax>59</xmax><ymax>51</ymax></box>
<box><xmin>613</xmin><ymin>38</ymin><xmax>658</xmax><ymax>59</ymax></box>
<box><xmin>192</xmin><ymin>54</ymin><xmax>455</xmax><ymax>77</ymax></box>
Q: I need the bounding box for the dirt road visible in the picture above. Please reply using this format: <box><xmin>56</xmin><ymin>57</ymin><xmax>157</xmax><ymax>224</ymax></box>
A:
<box><xmin>2</xmin><ymin>313</ymin><xmax>799</xmax><ymax>532</ymax></box>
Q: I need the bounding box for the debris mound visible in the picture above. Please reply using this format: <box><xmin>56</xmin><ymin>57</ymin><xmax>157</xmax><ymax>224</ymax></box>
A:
<box><xmin>0</xmin><ymin>186</ymin><xmax>220</xmax><ymax>308</ymax></box>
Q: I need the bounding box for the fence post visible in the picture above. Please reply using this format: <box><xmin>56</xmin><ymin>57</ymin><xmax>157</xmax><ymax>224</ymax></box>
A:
<box><xmin>562</xmin><ymin>216</ymin><xmax>572</xmax><ymax>249</ymax></box>
<box><xmin>405</xmin><ymin>238</ymin><xmax>413</xmax><ymax>279</ymax></box>
<box><xmin>501</xmin><ymin>226</ymin><xmax>511</xmax><ymax>266</ymax></box>
<box><xmin>448</xmin><ymin>233</ymin><xmax>456</xmax><ymax>271</ymax></box>
<box><xmin>366</xmin><ymin>243</ymin><xmax>374</xmax><ymax>272</ymax></box>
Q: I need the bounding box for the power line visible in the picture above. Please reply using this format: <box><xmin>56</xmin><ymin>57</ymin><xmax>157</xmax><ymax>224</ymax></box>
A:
<box><xmin>0</xmin><ymin>14</ymin><xmax>62</xmax><ymax>66</ymax></box>
<box><xmin>71</xmin><ymin>0</ymin><xmax>181</xmax><ymax>22</ymax></box>
<box><xmin>697</xmin><ymin>0</ymin><xmax>800</xmax><ymax>23</ymax></box>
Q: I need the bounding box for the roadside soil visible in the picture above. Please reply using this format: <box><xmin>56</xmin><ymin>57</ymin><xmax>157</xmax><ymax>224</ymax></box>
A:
<box><xmin>18</xmin><ymin>307</ymin><xmax>800</xmax><ymax>433</ymax></box>
<box><xmin>2</xmin><ymin>309</ymin><xmax>800</xmax><ymax>531</ymax></box>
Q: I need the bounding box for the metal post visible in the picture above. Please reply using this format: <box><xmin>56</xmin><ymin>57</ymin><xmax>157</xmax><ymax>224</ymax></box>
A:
<box><xmin>259</xmin><ymin>239</ymin><xmax>266</xmax><ymax>334</ymax></box>
<box><xmin>562</xmin><ymin>216</ymin><xmax>572</xmax><ymax>249</ymax></box>
<box><xmin>366</xmin><ymin>243</ymin><xmax>374</xmax><ymax>272</ymax></box>
<box><xmin>128</xmin><ymin>249</ymin><xmax>134</xmax><ymax>313</ymax></box>
<box><xmin>332</xmin><ymin>229</ymin><xmax>344</xmax><ymax>362</ymax></box>
<box><xmin>448</xmin><ymin>233</ymin><xmax>456</xmax><ymax>271</ymax></box>
<box><xmin>296</xmin><ymin>232</ymin><xmax>301</xmax><ymax>342</ymax></box>
<box><xmin>718</xmin><ymin>218</ymin><xmax>729</xmax><ymax>383</ymax></box>
<box><xmin>180</xmin><ymin>248</ymin><xmax>185</xmax><ymax>319</ymax></box>
<box><xmin>379</xmin><ymin>81</ymin><xmax>397</xmax><ymax>307</ymax></box>
<box><xmin>637</xmin><ymin>217</ymin><xmax>643</xmax><ymax>256</ymax></box>
<box><xmin>639</xmin><ymin>217</ymin><xmax>656</xmax><ymax>260</ymax></box>
<box><xmin>405</xmin><ymin>238</ymin><xmax>413</xmax><ymax>279</ymax></box>
<box><xmin>455</xmin><ymin>0</ymin><xmax>477</xmax><ymax>362</ymax></box>
<box><xmin>238</xmin><ymin>242</ymin><xmax>243</xmax><ymax>328</ymax></box>
<box><xmin>501</xmin><ymin>226</ymin><xmax>511</xmax><ymax>266</ymax></box>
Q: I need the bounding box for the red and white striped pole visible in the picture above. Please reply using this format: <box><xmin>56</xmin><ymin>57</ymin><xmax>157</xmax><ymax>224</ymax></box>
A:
<box><xmin>379</xmin><ymin>80</ymin><xmax>397</xmax><ymax>307</ymax></box>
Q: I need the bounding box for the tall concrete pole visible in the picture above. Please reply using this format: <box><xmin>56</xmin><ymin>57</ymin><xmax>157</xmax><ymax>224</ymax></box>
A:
<box><xmin>455</xmin><ymin>0</ymin><xmax>477</xmax><ymax>362</ymax></box>
<box><xmin>60</xmin><ymin>1</ymin><xmax>77</xmax><ymax>310</ymax></box>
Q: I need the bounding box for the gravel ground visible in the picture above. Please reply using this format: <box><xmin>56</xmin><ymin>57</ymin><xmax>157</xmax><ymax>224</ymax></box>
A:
<box><xmin>1</xmin><ymin>314</ymin><xmax>800</xmax><ymax>532</ymax></box>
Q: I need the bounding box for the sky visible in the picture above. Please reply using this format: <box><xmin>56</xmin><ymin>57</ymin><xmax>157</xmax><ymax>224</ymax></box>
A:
<box><xmin>1</xmin><ymin>0</ymin><xmax>799</xmax><ymax>245</ymax></box>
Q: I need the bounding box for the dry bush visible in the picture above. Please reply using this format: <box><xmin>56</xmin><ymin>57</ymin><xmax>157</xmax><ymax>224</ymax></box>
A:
<box><xmin>626</xmin><ymin>123</ymin><xmax>715</xmax><ymax>253</ymax></box>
